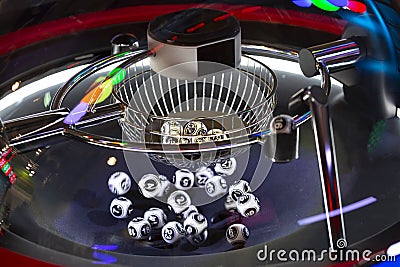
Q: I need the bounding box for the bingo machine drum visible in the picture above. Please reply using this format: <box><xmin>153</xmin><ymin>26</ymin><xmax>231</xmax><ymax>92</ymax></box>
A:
<box><xmin>0</xmin><ymin>1</ymin><xmax>399</xmax><ymax>266</ymax></box>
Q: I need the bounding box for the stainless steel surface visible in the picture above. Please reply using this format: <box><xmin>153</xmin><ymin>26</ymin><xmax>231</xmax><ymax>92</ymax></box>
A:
<box><xmin>111</xmin><ymin>33</ymin><xmax>140</xmax><ymax>55</ymax></box>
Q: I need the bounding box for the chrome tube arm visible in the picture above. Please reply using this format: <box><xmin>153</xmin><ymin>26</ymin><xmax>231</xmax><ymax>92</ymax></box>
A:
<box><xmin>4</xmin><ymin>103</ymin><xmax>124</xmax><ymax>149</ymax></box>
<box><xmin>242</xmin><ymin>44</ymin><xmax>299</xmax><ymax>61</ymax></box>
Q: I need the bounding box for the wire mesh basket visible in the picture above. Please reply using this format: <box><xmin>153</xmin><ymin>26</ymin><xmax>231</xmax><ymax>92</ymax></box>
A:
<box><xmin>112</xmin><ymin>55</ymin><xmax>277</xmax><ymax>168</ymax></box>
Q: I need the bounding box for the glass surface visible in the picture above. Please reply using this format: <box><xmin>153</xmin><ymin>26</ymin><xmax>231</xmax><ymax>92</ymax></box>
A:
<box><xmin>0</xmin><ymin>1</ymin><xmax>399</xmax><ymax>266</ymax></box>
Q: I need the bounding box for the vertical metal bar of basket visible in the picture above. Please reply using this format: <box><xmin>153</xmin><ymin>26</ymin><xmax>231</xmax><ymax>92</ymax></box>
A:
<box><xmin>158</xmin><ymin>74</ymin><xmax>168</xmax><ymax>115</ymax></box>
<box><xmin>168</xmin><ymin>77</ymin><xmax>176</xmax><ymax>113</ymax></box>
<box><xmin>176</xmin><ymin>79</ymin><xmax>182</xmax><ymax>113</ymax></box>
<box><xmin>202</xmin><ymin>77</ymin><xmax>206</xmax><ymax>112</ymax></box>
<box><xmin>215</xmin><ymin>73</ymin><xmax>224</xmax><ymax>112</ymax></box>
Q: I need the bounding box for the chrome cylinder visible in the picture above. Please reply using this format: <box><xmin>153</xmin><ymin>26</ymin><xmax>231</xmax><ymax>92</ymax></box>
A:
<box><xmin>299</xmin><ymin>39</ymin><xmax>362</xmax><ymax>77</ymax></box>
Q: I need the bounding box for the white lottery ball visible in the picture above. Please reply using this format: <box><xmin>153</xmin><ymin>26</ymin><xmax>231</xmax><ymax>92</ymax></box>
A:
<box><xmin>226</xmin><ymin>224</ymin><xmax>250</xmax><ymax>246</ymax></box>
<box><xmin>162</xmin><ymin>221</ymin><xmax>186</xmax><ymax>244</ymax></box>
<box><xmin>194</xmin><ymin>166</ymin><xmax>214</xmax><ymax>187</ymax></box>
<box><xmin>138</xmin><ymin>174</ymin><xmax>162</xmax><ymax>199</ymax></box>
<box><xmin>173</xmin><ymin>169</ymin><xmax>195</xmax><ymax>190</ymax></box>
<box><xmin>144</xmin><ymin>207</ymin><xmax>167</xmax><ymax>229</ymax></box>
<box><xmin>161</xmin><ymin>120</ymin><xmax>182</xmax><ymax>136</ymax></box>
<box><xmin>127</xmin><ymin>217</ymin><xmax>151</xmax><ymax>240</ymax></box>
<box><xmin>214</xmin><ymin>158</ymin><xmax>237</xmax><ymax>176</ymax></box>
<box><xmin>183</xmin><ymin>121</ymin><xmax>207</xmax><ymax>136</ymax></box>
<box><xmin>184</xmin><ymin>212</ymin><xmax>208</xmax><ymax>236</ymax></box>
<box><xmin>229</xmin><ymin>180</ymin><xmax>252</xmax><ymax>201</ymax></box>
<box><xmin>108</xmin><ymin>171</ymin><xmax>131</xmax><ymax>195</ymax></box>
<box><xmin>204</xmin><ymin>175</ymin><xmax>227</xmax><ymax>197</ymax></box>
<box><xmin>167</xmin><ymin>190</ymin><xmax>191</xmax><ymax>214</ymax></box>
<box><xmin>110</xmin><ymin>196</ymin><xmax>133</xmax><ymax>219</ymax></box>
<box><xmin>236</xmin><ymin>193</ymin><xmax>260</xmax><ymax>217</ymax></box>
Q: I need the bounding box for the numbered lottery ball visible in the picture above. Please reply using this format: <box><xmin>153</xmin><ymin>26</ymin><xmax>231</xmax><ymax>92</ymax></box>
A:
<box><xmin>173</xmin><ymin>169</ymin><xmax>195</xmax><ymax>190</ymax></box>
<box><xmin>161</xmin><ymin>120</ymin><xmax>182</xmax><ymax>136</ymax></box>
<box><xmin>127</xmin><ymin>217</ymin><xmax>151</xmax><ymax>240</ymax></box>
<box><xmin>180</xmin><ymin>205</ymin><xmax>198</xmax><ymax>220</ymax></box>
<box><xmin>144</xmin><ymin>207</ymin><xmax>167</xmax><ymax>229</ymax></box>
<box><xmin>184</xmin><ymin>212</ymin><xmax>208</xmax><ymax>236</ymax></box>
<box><xmin>167</xmin><ymin>190</ymin><xmax>191</xmax><ymax>214</ymax></box>
<box><xmin>138</xmin><ymin>174</ymin><xmax>162</xmax><ymax>198</ymax></box>
<box><xmin>225</xmin><ymin>195</ymin><xmax>237</xmax><ymax>212</ymax></box>
<box><xmin>162</xmin><ymin>221</ymin><xmax>186</xmax><ymax>244</ymax></box>
<box><xmin>108</xmin><ymin>171</ymin><xmax>131</xmax><ymax>195</ymax></box>
<box><xmin>161</xmin><ymin>120</ymin><xmax>182</xmax><ymax>144</ymax></box>
<box><xmin>236</xmin><ymin>193</ymin><xmax>260</xmax><ymax>217</ymax></box>
<box><xmin>187</xmin><ymin>229</ymin><xmax>208</xmax><ymax>246</ymax></box>
<box><xmin>229</xmin><ymin>180</ymin><xmax>252</xmax><ymax>201</ymax></box>
<box><xmin>214</xmin><ymin>158</ymin><xmax>237</xmax><ymax>177</ymax></box>
<box><xmin>110</xmin><ymin>196</ymin><xmax>133</xmax><ymax>219</ymax></box>
<box><xmin>194</xmin><ymin>166</ymin><xmax>214</xmax><ymax>187</ymax></box>
<box><xmin>226</xmin><ymin>224</ymin><xmax>250</xmax><ymax>246</ymax></box>
<box><xmin>205</xmin><ymin>175</ymin><xmax>227</xmax><ymax>197</ymax></box>
<box><xmin>183</xmin><ymin>121</ymin><xmax>208</xmax><ymax>136</ymax></box>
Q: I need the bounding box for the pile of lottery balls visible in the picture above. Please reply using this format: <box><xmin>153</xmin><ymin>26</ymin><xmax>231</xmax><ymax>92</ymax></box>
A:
<box><xmin>160</xmin><ymin>120</ymin><xmax>228</xmax><ymax>144</ymax></box>
<box><xmin>107</xmin><ymin>157</ymin><xmax>260</xmax><ymax>247</ymax></box>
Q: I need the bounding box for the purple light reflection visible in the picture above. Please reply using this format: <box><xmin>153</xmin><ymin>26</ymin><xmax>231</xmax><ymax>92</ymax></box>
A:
<box><xmin>63</xmin><ymin>102</ymin><xmax>89</xmax><ymax>125</ymax></box>
<box><xmin>297</xmin><ymin>196</ymin><xmax>377</xmax><ymax>226</ymax></box>
<box><xmin>92</xmin><ymin>251</ymin><xmax>117</xmax><ymax>265</ymax></box>
<box><xmin>327</xmin><ymin>0</ymin><xmax>348</xmax><ymax>7</ymax></box>
<box><xmin>293</xmin><ymin>0</ymin><xmax>313</xmax><ymax>7</ymax></box>
<box><xmin>92</xmin><ymin>244</ymin><xmax>118</xmax><ymax>251</ymax></box>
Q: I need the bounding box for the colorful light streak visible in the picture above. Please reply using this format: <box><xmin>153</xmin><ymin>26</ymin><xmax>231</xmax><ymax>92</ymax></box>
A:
<box><xmin>312</xmin><ymin>0</ymin><xmax>341</xmax><ymax>11</ymax></box>
<box><xmin>293</xmin><ymin>0</ymin><xmax>366</xmax><ymax>13</ymax></box>
<box><xmin>63</xmin><ymin>68</ymin><xmax>125</xmax><ymax>125</ymax></box>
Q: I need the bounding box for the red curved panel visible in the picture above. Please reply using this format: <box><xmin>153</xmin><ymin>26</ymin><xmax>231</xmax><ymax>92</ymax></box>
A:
<box><xmin>0</xmin><ymin>4</ymin><xmax>346</xmax><ymax>56</ymax></box>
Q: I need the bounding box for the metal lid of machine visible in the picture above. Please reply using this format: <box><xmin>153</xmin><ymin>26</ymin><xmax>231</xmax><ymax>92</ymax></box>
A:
<box><xmin>148</xmin><ymin>8</ymin><xmax>240</xmax><ymax>46</ymax></box>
